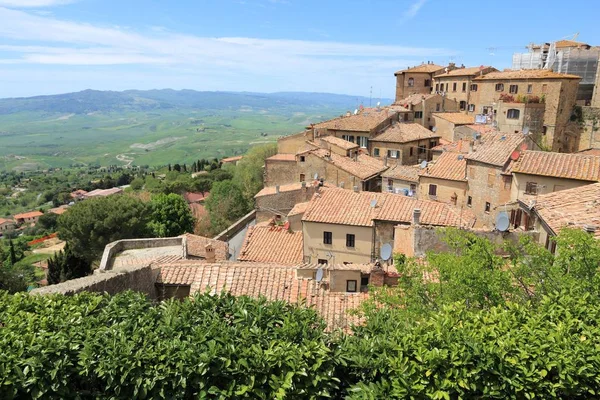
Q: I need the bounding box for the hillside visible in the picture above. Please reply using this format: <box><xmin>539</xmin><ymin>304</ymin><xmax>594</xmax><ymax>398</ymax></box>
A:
<box><xmin>0</xmin><ymin>90</ymin><xmax>392</xmax><ymax>171</ymax></box>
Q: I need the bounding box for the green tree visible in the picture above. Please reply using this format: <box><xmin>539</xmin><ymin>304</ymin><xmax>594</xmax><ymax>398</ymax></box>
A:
<box><xmin>129</xmin><ymin>177</ymin><xmax>144</xmax><ymax>191</ymax></box>
<box><xmin>57</xmin><ymin>195</ymin><xmax>150</xmax><ymax>263</ymax></box>
<box><xmin>205</xmin><ymin>180</ymin><xmax>250</xmax><ymax>234</ymax></box>
<box><xmin>233</xmin><ymin>143</ymin><xmax>277</xmax><ymax>201</ymax></box>
<box><xmin>147</xmin><ymin>193</ymin><xmax>195</xmax><ymax>237</ymax></box>
<box><xmin>47</xmin><ymin>244</ymin><xmax>92</xmax><ymax>284</ymax></box>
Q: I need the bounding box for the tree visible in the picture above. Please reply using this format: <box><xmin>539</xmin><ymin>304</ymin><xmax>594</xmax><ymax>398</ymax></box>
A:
<box><xmin>173</xmin><ymin>164</ymin><xmax>181</xmax><ymax>172</ymax></box>
<box><xmin>57</xmin><ymin>195</ymin><xmax>151</xmax><ymax>263</ymax></box>
<box><xmin>129</xmin><ymin>177</ymin><xmax>144</xmax><ymax>191</ymax></box>
<box><xmin>192</xmin><ymin>178</ymin><xmax>212</xmax><ymax>195</ymax></box>
<box><xmin>233</xmin><ymin>143</ymin><xmax>277</xmax><ymax>201</ymax></box>
<box><xmin>204</xmin><ymin>181</ymin><xmax>250</xmax><ymax>234</ymax></box>
<box><xmin>47</xmin><ymin>244</ymin><xmax>92</xmax><ymax>285</ymax></box>
<box><xmin>147</xmin><ymin>193</ymin><xmax>195</xmax><ymax>237</ymax></box>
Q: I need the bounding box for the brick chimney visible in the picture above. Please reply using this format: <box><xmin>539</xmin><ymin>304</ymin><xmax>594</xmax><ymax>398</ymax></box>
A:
<box><xmin>370</xmin><ymin>265</ymin><xmax>385</xmax><ymax>287</ymax></box>
<box><xmin>205</xmin><ymin>243</ymin><xmax>216</xmax><ymax>263</ymax></box>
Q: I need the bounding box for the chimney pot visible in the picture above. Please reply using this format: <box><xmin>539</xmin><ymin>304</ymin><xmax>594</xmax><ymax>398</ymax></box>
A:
<box><xmin>413</xmin><ymin>208</ymin><xmax>421</xmax><ymax>225</ymax></box>
<box><xmin>353</xmin><ymin>185</ymin><xmax>359</xmax><ymax>193</ymax></box>
<box><xmin>275</xmin><ymin>185</ymin><xmax>280</xmax><ymax>194</ymax></box>
<box><xmin>205</xmin><ymin>243</ymin><xmax>216</xmax><ymax>263</ymax></box>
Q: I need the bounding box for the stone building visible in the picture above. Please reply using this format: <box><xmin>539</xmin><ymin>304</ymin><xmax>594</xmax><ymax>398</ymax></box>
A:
<box><xmin>254</xmin><ymin>181</ymin><xmax>321</xmax><ymax>223</ymax></box>
<box><xmin>369</xmin><ymin>123</ymin><xmax>441</xmax><ymax>164</ymax></box>
<box><xmin>510</xmin><ymin>150</ymin><xmax>600</xmax><ymax>201</ymax></box>
<box><xmin>418</xmin><ymin>151</ymin><xmax>468</xmax><ymax>207</ymax></box>
<box><xmin>433</xmin><ymin>65</ymin><xmax>497</xmax><ymax>111</ymax></box>
<box><xmin>13</xmin><ymin>211</ymin><xmax>43</xmax><ymax>225</ymax></box>
<box><xmin>470</xmin><ymin>70</ymin><xmax>581</xmax><ymax>152</ymax></box>
<box><xmin>0</xmin><ymin>218</ymin><xmax>16</xmax><ymax>235</ymax></box>
<box><xmin>394</xmin><ymin>93</ymin><xmax>458</xmax><ymax>129</ymax></box>
<box><xmin>381</xmin><ymin>164</ymin><xmax>419</xmax><ymax>196</ymax></box>
<box><xmin>394</xmin><ymin>62</ymin><xmax>448</xmax><ymax>102</ymax></box>
<box><xmin>431</xmin><ymin>112</ymin><xmax>476</xmax><ymax>141</ymax></box>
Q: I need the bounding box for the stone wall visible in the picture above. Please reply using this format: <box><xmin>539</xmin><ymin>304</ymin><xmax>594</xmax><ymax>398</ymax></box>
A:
<box><xmin>99</xmin><ymin>237</ymin><xmax>185</xmax><ymax>271</ymax></box>
<box><xmin>577</xmin><ymin>106</ymin><xmax>600</xmax><ymax>151</ymax></box>
<box><xmin>264</xmin><ymin>159</ymin><xmax>299</xmax><ymax>186</ymax></box>
<box><xmin>255</xmin><ymin>185</ymin><xmax>316</xmax><ymax>223</ymax></box>
<box><xmin>277</xmin><ymin>131</ymin><xmax>312</xmax><ymax>154</ymax></box>
<box><xmin>30</xmin><ymin>264</ymin><xmax>159</xmax><ymax>298</ymax></box>
<box><xmin>466</xmin><ymin>161</ymin><xmax>512</xmax><ymax>229</ymax></box>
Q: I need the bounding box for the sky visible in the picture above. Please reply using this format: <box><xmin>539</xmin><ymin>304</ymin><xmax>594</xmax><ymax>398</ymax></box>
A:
<box><xmin>0</xmin><ymin>0</ymin><xmax>598</xmax><ymax>99</ymax></box>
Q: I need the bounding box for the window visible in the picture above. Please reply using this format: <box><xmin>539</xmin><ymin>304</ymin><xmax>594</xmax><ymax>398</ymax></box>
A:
<box><xmin>507</xmin><ymin>109</ymin><xmax>520</xmax><ymax>119</ymax></box>
<box><xmin>542</xmin><ymin>126</ymin><xmax>547</xmax><ymax>135</ymax></box>
<box><xmin>467</xmin><ymin>196</ymin><xmax>472</xmax><ymax>207</ymax></box>
<box><xmin>527</xmin><ymin>84</ymin><xmax>533</xmax><ymax>94</ymax></box>
<box><xmin>487</xmin><ymin>172</ymin><xmax>495</xmax><ymax>188</ymax></box>
<box><xmin>468</xmin><ymin>104</ymin><xmax>475</xmax><ymax>112</ymax></box>
<box><xmin>452</xmin><ymin>82</ymin><xmax>457</xmax><ymax>92</ymax></box>
<box><xmin>361</xmin><ymin>276</ymin><xmax>369</xmax><ymax>287</ymax></box>
<box><xmin>424</xmin><ymin>79</ymin><xmax>431</xmax><ymax>87</ymax></box>
<box><xmin>323</xmin><ymin>231</ymin><xmax>332</xmax><ymax>245</ymax></box>
<box><xmin>299</xmin><ymin>155</ymin><xmax>305</xmax><ymax>162</ymax></box>
<box><xmin>470</xmin><ymin>84</ymin><xmax>478</xmax><ymax>92</ymax></box>
<box><xmin>459</xmin><ymin>101</ymin><xmax>467</xmax><ymax>111</ymax></box>
<box><xmin>428</xmin><ymin>184</ymin><xmax>437</xmax><ymax>196</ymax></box>
<box><xmin>462</xmin><ymin>82</ymin><xmax>467</xmax><ymax>92</ymax></box>
<box><xmin>414</xmin><ymin>111</ymin><xmax>423</xmax><ymax>118</ymax></box>
<box><xmin>509</xmin><ymin>84</ymin><xmax>518</xmax><ymax>94</ymax></box>
<box><xmin>429</xmin><ymin>140</ymin><xmax>437</xmax><ymax>148</ymax></box>
<box><xmin>409</xmin><ymin>147</ymin><xmax>413</xmax><ymax>156</ymax></box>
<box><xmin>436</xmin><ymin>103</ymin><xmax>441</xmax><ymax>112</ymax></box>
<box><xmin>346</xmin><ymin>280</ymin><xmax>357</xmax><ymax>293</ymax></box>
<box><xmin>485</xmin><ymin>202</ymin><xmax>491</xmax><ymax>213</ymax></box>
<box><xmin>373</xmin><ymin>148</ymin><xmax>380</xmax><ymax>157</ymax></box>
<box><xmin>346</xmin><ymin>234</ymin><xmax>355</xmax><ymax>248</ymax></box>
<box><xmin>342</xmin><ymin>135</ymin><xmax>355</xmax><ymax>143</ymax></box>
<box><xmin>525</xmin><ymin>182</ymin><xmax>538</xmax><ymax>195</ymax></box>
<box><xmin>445</xmin><ymin>83</ymin><xmax>449</xmax><ymax>92</ymax></box>
<box><xmin>495</xmin><ymin>83</ymin><xmax>504</xmax><ymax>92</ymax></box>
<box><xmin>300</xmin><ymin>173</ymin><xmax>305</xmax><ymax>182</ymax></box>
<box><xmin>408</xmin><ymin>77</ymin><xmax>414</xmax><ymax>87</ymax></box>
<box><xmin>435</xmin><ymin>83</ymin><xmax>439</xmax><ymax>92</ymax></box>
<box><xmin>503</xmin><ymin>175</ymin><xmax>512</xmax><ymax>190</ymax></box>
<box><xmin>387</xmin><ymin>149</ymin><xmax>399</xmax><ymax>159</ymax></box>
<box><xmin>318</xmin><ymin>259</ymin><xmax>328</xmax><ymax>265</ymax></box>
<box><xmin>359</xmin><ymin>136</ymin><xmax>368</xmax><ymax>148</ymax></box>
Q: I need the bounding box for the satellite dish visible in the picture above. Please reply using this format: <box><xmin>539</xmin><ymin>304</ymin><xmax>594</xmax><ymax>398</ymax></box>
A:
<box><xmin>523</xmin><ymin>127</ymin><xmax>530</xmax><ymax>135</ymax></box>
<box><xmin>316</xmin><ymin>268</ymin><xmax>324</xmax><ymax>282</ymax></box>
<box><xmin>380</xmin><ymin>243</ymin><xmax>393</xmax><ymax>261</ymax></box>
<box><xmin>314</xmin><ymin>173</ymin><xmax>319</xmax><ymax>180</ymax></box>
<box><xmin>496</xmin><ymin>212</ymin><xmax>510</xmax><ymax>232</ymax></box>
<box><xmin>510</xmin><ymin>150</ymin><xmax>520</xmax><ymax>161</ymax></box>
<box><xmin>370</xmin><ymin>199</ymin><xmax>378</xmax><ymax>208</ymax></box>
<box><xmin>431</xmin><ymin>126</ymin><xmax>437</xmax><ymax>132</ymax></box>
<box><xmin>420</xmin><ymin>160</ymin><xmax>428</xmax><ymax>169</ymax></box>
<box><xmin>353</xmin><ymin>109</ymin><xmax>358</xmax><ymax>115</ymax></box>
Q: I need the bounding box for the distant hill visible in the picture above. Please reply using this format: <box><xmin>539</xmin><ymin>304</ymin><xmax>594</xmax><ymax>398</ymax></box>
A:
<box><xmin>0</xmin><ymin>89</ymin><xmax>393</xmax><ymax>115</ymax></box>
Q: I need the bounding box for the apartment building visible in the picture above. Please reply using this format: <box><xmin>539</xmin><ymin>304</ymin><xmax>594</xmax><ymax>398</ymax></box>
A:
<box><xmin>431</xmin><ymin>113</ymin><xmax>476</xmax><ymax>141</ymax></box>
<box><xmin>394</xmin><ymin>62</ymin><xmax>448</xmax><ymax>102</ymax></box>
<box><xmin>395</xmin><ymin>93</ymin><xmax>458</xmax><ymax>129</ymax></box>
<box><xmin>433</xmin><ymin>66</ymin><xmax>497</xmax><ymax>111</ymax></box>
<box><xmin>369</xmin><ymin>123</ymin><xmax>440</xmax><ymax>164</ymax></box>
<box><xmin>470</xmin><ymin>70</ymin><xmax>580</xmax><ymax>152</ymax></box>
<box><xmin>418</xmin><ymin>151</ymin><xmax>468</xmax><ymax>207</ymax></box>
<box><xmin>381</xmin><ymin>165</ymin><xmax>419</xmax><ymax>196</ymax></box>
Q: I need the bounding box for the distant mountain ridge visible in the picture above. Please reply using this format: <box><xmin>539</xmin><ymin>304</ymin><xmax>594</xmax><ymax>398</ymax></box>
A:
<box><xmin>0</xmin><ymin>89</ymin><xmax>393</xmax><ymax>115</ymax></box>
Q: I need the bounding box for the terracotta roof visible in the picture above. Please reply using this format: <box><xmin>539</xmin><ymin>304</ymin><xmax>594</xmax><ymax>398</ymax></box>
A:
<box><xmin>297</xmin><ymin>262</ymin><xmax>383</xmax><ymax>274</ymax></box>
<box><xmin>431</xmin><ymin>138</ymin><xmax>471</xmax><ymax>153</ymax></box>
<box><xmin>396</xmin><ymin>63</ymin><xmax>445</xmax><ymax>74</ymax></box>
<box><xmin>84</xmin><ymin>188</ymin><xmax>123</xmax><ymax>198</ymax></box>
<box><xmin>70</xmin><ymin>189</ymin><xmax>88</xmax><ymax>198</ymax></box>
<box><xmin>526</xmin><ymin>183</ymin><xmax>600</xmax><ymax>239</ymax></box>
<box><xmin>382</xmin><ymin>164</ymin><xmax>420</xmax><ymax>182</ymax></box>
<box><xmin>371</xmin><ymin>123</ymin><xmax>440</xmax><ymax>144</ymax></box>
<box><xmin>309</xmin><ymin>148</ymin><xmax>388</xmax><ymax>181</ymax></box>
<box><xmin>221</xmin><ymin>155</ymin><xmax>243</xmax><ymax>163</ymax></box>
<box><xmin>395</xmin><ymin>93</ymin><xmax>438</xmax><ymax>106</ymax></box>
<box><xmin>48</xmin><ymin>206</ymin><xmax>69</xmax><ymax>215</ymax></box>
<box><xmin>156</xmin><ymin>262</ymin><xmax>367</xmax><ymax>330</ymax></box>
<box><xmin>432</xmin><ymin>113</ymin><xmax>475</xmax><ymax>125</ymax></box>
<box><xmin>434</xmin><ymin>65</ymin><xmax>496</xmax><ymax>77</ymax></box>
<box><xmin>473</xmin><ymin>70</ymin><xmax>581</xmax><ymax>81</ymax></box>
<box><xmin>512</xmin><ymin>151</ymin><xmax>600</xmax><ymax>181</ymax></box>
<box><xmin>463</xmin><ymin>124</ymin><xmax>498</xmax><ymax>135</ymax></box>
<box><xmin>255</xmin><ymin>182</ymin><xmax>307</xmax><ymax>198</ymax></box>
<box><xmin>181</xmin><ymin>233</ymin><xmax>229</xmax><ymax>261</ymax></box>
<box><xmin>266</xmin><ymin>153</ymin><xmax>296</xmax><ymax>162</ymax></box>
<box><xmin>0</xmin><ymin>218</ymin><xmax>15</xmax><ymax>225</ymax></box>
<box><xmin>238</xmin><ymin>225</ymin><xmax>303</xmax><ymax>264</ymax></box>
<box><xmin>555</xmin><ymin>40</ymin><xmax>589</xmax><ymax>49</ymax></box>
<box><xmin>319</xmin><ymin>135</ymin><xmax>359</xmax><ymax>150</ymax></box>
<box><xmin>13</xmin><ymin>211</ymin><xmax>43</xmax><ymax>220</ymax></box>
<box><xmin>312</xmin><ymin>108</ymin><xmax>394</xmax><ymax>132</ymax></box>
<box><xmin>578</xmin><ymin>148</ymin><xmax>600</xmax><ymax>156</ymax></box>
<box><xmin>288</xmin><ymin>201</ymin><xmax>309</xmax><ymax>217</ymax></box>
<box><xmin>465</xmin><ymin>133</ymin><xmax>524</xmax><ymax>167</ymax></box>
<box><xmin>302</xmin><ymin>187</ymin><xmax>475</xmax><ymax>228</ymax></box>
<box><xmin>184</xmin><ymin>192</ymin><xmax>209</xmax><ymax>203</ymax></box>
<box><xmin>419</xmin><ymin>151</ymin><xmax>467</xmax><ymax>181</ymax></box>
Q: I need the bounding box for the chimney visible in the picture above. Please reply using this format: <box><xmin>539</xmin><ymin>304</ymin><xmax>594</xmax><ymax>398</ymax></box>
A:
<box><xmin>584</xmin><ymin>225</ymin><xmax>597</xmax><ymax>235</ymax></box>
<box><xmin>205</xmin><ymin>243</ymin><xmax>216</xmax><ymax>263</ymax></box>
<box><xmin>469</xmin><ymin>140</ymin><xmax>474</xmax><ymax>153</ymax></box>
<box><xmin>353</xmin><ymin>185</ymin><xmax>359</xmax><ymax>193</ymax></box>
<box><xmin>413</xmin><ymin>208</ymin><xmax>421</xmax><ymax>225</ymax></box>
<box><xmin>275</xmin><ymin>185</ymin><xmax>280</xmax><ymax>194</ymax></box>
<box><xmin>370</xmin><ymin>265</ymin><xmax>385</xmax><ymax>287</ymax></box>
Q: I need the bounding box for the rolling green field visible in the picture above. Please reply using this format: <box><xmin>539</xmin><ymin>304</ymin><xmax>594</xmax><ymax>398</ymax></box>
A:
<box><xmin>0</xmin><ymin>108</ymin><xmax>334</xmax><ymax>171</ymax></box>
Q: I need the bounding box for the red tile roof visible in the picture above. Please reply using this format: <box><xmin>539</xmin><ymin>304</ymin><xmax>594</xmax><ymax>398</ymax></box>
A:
<box><xmin>434</xmin><ymin>65</ymin><xmax>496</xmax><ymax>77</ymax></box>
<box><xmin>156</xmin><ymin>262</ymin><xmax>368</xmax><ymax>330</ymax></box>
<box><xmin>184</xmin><ymin>192</ymin><xmax>209</xmax><ymax>203</ymax></box>
<box><xmin>395</xmin><ymin>93</ymin><xmax>439</xmax><ymax>106</ymax></box>
<box><xmin>419</xmin><ymin>151</ymin><xmax>467</xmax><ymax>181</ymax></box>
<box><xmin>266</xmin><ymin>153</ymin><xmax>296</xmax><ymax>162</ymax></box>
<box><xmin>84</xmin><ymin>188</ymin><xmax>123</xmax><ymax>198</ymax></box>
<box><xmin>395</xmin><ymin>63</ymin><xmax>445</xmax><ymax>74</ymax></box>
<box><xmin>382</xmin><ymin>164</ymin><xmax>420</xmax><ymax>182</ymax></box>
<box><xmin>302</xmin><ymin>187</ymin><xmax>475</xmax><ymax>228</ymax></box>
<box><xmin>309</xmin><ymin>149</ymin><xmax>388</xmax><ymax>181</ymax></box>
<box><xmin>288</xmin><ymin>201</ymin><xmax>310</xmax><ymax>217</ymax></box>
<box><xmin>255</xmin><ymin>182</ymin><xmax>309</xmax><ymax>198</ymax></box>
<box><xmin>512</xmin><ymin>151</ymin><xmax>600</xmax><ymax>181</ymax></box>
<box><xmin>465</xmin><ymin>133</ymin><xmax>524</xmax><ymax>167</ymax></box>
<box><xmin>319</xmin><ymin>135</ymin><xmax>359</xmax><ymax>150</ymax></box>
<box><xmin>526</xmin><ymin>183</ymin><xmax>600</xmax><ymax>239</ymax></box>
<box><xmin>181</xmin><ymin>233</ymin><xmax>229</xmax><ymax>261</ymax></box>
<box><xmin>578</xmin><ymin>148</ymin><xmax>600</xmax><ymax>156</ymax></box>
<box><xmin>432</xmin><ymin>113</ymin><xmax>475</xmax><ymax>125</ymax></box>
<box><xmin>48</xmin><ymin>206</ymin><xmax>69</xmax><ymax>215</ymax></box>
<box><xmin>371</xmin><ymin>123</ymin><xmax>440</xmax><ymax>144</ymax></box>
<box><xmin>238</xmin><ymin>225</ymin><xmax>303</xmax><ymax>265</ymax></box>
<box><xmin>0</xmin><ymin>218</ymin><xmax>15</xmax><ymax>225</ymax></box>
<box><xmin>431</xmin><ymin>138</ymin><xmax>471</xmax><ymax>153</ymax></box>
<box><xmin>473</xmin><ymin>70</ymin><xmax>581</xmax><ymax>81</ymax></box>
<box><xmin>312</xmin><ymin>108</ymin><xmax>395</xmax><ymax>133</ymax></box>
<box><xmin>13</xmin><ymin>211</ymin><xmax>43</xmax><ymax>220</ymax></box>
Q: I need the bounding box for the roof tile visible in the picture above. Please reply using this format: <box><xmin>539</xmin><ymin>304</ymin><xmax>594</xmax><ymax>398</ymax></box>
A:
<box><xmin>238</xmin><ymin>225</ymin><xmax>303</xmax><ymax>265</ymax></box>
<box><xmin>512</xmin><ymin>151</ymin><xmax>600</xmax><ymax>181</ymax></box>
<box><xmin>371</xmin><ymin>123</ymin><xmax>440</xmax><ymax>144</ymax></box>
<box><xmin>419</xmin><ymin>151</ymin><xmax>467</xmax><ymax>181</ymax></box>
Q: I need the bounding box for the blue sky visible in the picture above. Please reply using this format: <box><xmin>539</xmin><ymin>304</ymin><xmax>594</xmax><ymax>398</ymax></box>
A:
<box><xmin>0</xmin><ymin>0</ymin><xmax>598</xmax><ymax>98</ymax></box>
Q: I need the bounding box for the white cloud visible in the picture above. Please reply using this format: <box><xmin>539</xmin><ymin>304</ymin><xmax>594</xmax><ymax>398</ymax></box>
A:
<box><xmin>0</xmin><ymin>0</ymin><xmax>74</xmax><ymax>7</ymax></box>
<box><xmin>401</xmin><ymin>0</ymin><xmax>427</xmax><ymax>22</ymax></box>
<box><xmin>0</xmin><ymin>6</ymin><xmax>455</xmax><ymax>97</ymax></box>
